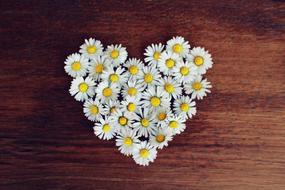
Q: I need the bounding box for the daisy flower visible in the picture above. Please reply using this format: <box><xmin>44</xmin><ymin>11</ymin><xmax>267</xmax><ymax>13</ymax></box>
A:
<box><xmin>184</xmin><ymin>75</ymin><xmax>212</xmax><ymax>100</ymax></box>
<box><xmin>95</xmin><ymin>81</ymin><xmax>120</xmax><ymax>103</ymax></box>
<box><xmin>121</xmin><ymin>79</ymin><xmax>144</xmax><ymax>99</ymax></box>
<box><xmin>88</xmin><ymin>56</ymin><xmax>110</xmax><ymax>81</ymax></box>
<box><xmin>144</xmin><ymin>43</ymin><xmax>164</xmax><ymax>67</ymax></box>
<box><xmin>132</xmin><ymin>108</ymin><xmax>156</xmax><ymax>138</ymax></box>
<box><xmin>116</xmin><ymin>128</ymin><xmax>140</xmax><ymax>156</ymax></box>
<box><xmin>69</xmin><ymin>76</ymin><xmax>95</xmax><ymax>102</ymax></box>
<box><xmin>187</xmin><ymin>47</ymin><xmax>213</xmax><ymax>75</ymax></box>
<box><xmin>132</xmin><ymin>141</ymin><xmax>157</xmax><ymax>166</ymax></box>
<box><xmin>94</xmin><ymin>118</ymin><xmax>115</xmax><ymax>140</ymax></box>
<box><xmin>150</xmin><ymin>128</ymin><xmax>173</xmax><ymax>149</ymax></box>
<box><xmin>163</xmin><ymin>114</ymin><xmax>186</xmax><ymax>135</ymax></box>
<box><xmin>64</xmin><ymin>53</ymin><xmax>89</xmax><ymax>77</ymax></box>
<box><xmin>153</xmin><ymin>106</ymin><xmax>173</xmax><ymax>125</ymax></box>
<box><xmin>124</xmin><ymin>58</ymin><xmax>144</xmax><ymax>80</ymax></box>
<box><xmin>172</xmin><ymin>60</ymin><xmax>197</xmax><ymax>84</ymax></box>
<box><xmin>157</xmin><ymin>76</ymin><xmax>182</xmax><ymax>99</ymax></box>
<box><xmin>79</xmin><ymin>38</ymin><xmax>103</xmax><ymax>59</ymax></box>
<box><xmin>109</xmin><ymin>109</ymin><xmax>133</xmax><ymax>133</ymax></box>
<box><xmin>142</xmin><ymin>86</ymin><xmax>170</xmax><ymax>112</ymax></box>
<box><xmin>103</xmin><ymin>100</ymin><xmax>121</xmax><ymax>116</ymax></box>
<box><xmin>105</xmin><ymin>44</ymin><xmax>128</xmax><ymax>67</ymax></box>
<box><xmin>137</xmin><ymin>66</ymin><xmax>161</xmax><ymax>89</ymax></box>
<box><xmin>83</xmin><ymin>98</ymin><xmax>105</xmax><ymax>122</ymax></box>
<box><xmin>173</xmin><ymin>96</ymin><xmax>196</xmax><ymax>120</ymax></box>
<box><xmin>120</xmin><ymin>96</ymin><xmax>142</xmax><ymax>117</ymax></box>
<box><xmin>101</xmin><ymin>66</ymin><xmax>128</xmax><ymax>86</ymax></box>
<box><xmin>166</xmin><ymin>36</ymin><xmax>190</xmax><ymax>58</ymax></box>
<box><xmin>158</xmin><ymin>51</ymin><xmax>181</xmax><ymax>75</ymax></box>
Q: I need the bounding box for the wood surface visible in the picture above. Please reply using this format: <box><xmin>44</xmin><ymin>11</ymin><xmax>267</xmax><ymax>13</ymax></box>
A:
<box><xmin>1</xmin><ymin>0</ymin><xmax>285</xmax><ymax>189</ymax></box>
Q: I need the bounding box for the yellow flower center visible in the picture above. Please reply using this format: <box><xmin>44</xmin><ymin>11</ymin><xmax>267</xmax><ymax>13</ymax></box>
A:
<box><xmin>124</xmin><ymin>137</ymin><xmax>133</xmax><ymax>146</ymax></box>
<box><xmin>71</xmin><ymin>61</ymin><xmax>81</xmax><ymax>71</ymax></box>
<box><xmin>153</xmin><ymin>51</ymin><xmax>160</xmax><ymax>60</ymax></box>
<box><xmin>109</xmin><ymin>74</ymin><xmax>119</xmax><ymax>82</ymax></box>
<box><xmin>165</xmin><ymin>58</ymin><xmax>175</xmax><ymax>68</ymax></box>
<box><xmin>110</xmin><ymin>50</ymin><xmax>119</xmax><ymax>59</ymax></box>
<box><xmin>119</xmin><ymin>116</ymin><xmax>128</xmax><ymax>126</ymax></box>
<box><xmin>78</xmin><ymin>82</ymin><xmax>88</xmax><ymax>93</ymax></box>
<box><xmin>169</xmin><ymin>121</ymin><xmax>178</xmax><ymax>128</ymax></box>
<box><xmin>194</xmin><ymin>56</ymin><xmax>204</xmax><ymax>66</ymax></box>
<box><xmin>172</xmin><ymin>43</ymin><xmax>183</xmax><ymax>53</ymax></box>
<box><xmin>103</xmin><ymin>87</ymin><xmax>112</xmax><ymax>97</ymax></box>
<box><xmin>150</xmin><ymin>96</ymin><xmax>161</xmax><ymax>107</ymax></box>
<box><xmin>127</xmin><ymin>87</ymin><xmax>137</xmax><ymax>96</ymax></box>
<box><xmin>110</xmin><ymin>107</ymin><xmax>116</xmax><ymax>113</ymax></box>
<box><xmin>141</xmin><ymin>118</ymin><xmax>150</xmax><ymax>127</ymax></box>
<box><xmin>164</xmin><ymin>83</ymin><xmax>174</xmax><ymax>93</ymax></box>
<box><xmin>157</xmin><ymin>112</ymin><xmax>166</xmax><ymax>121</ymax></box>
<box><xmin>127</xmin><ymin>103</ymin><xmax>136</xmax><ymax>112</ymax></box>
<box><xmin>139</xmin><ymin>148</ymin><xmax>149</xmax><ymax>158</ymax></box>
<box><xmin>180</xmin><ymin>103</ymin><xmax>189</xmax><ymax>112</ymax></box>
<box><xmin>156</xmin><ymin>134</ymin><xmax>165</xmax><ymax>143</ymax></box>
<box><xmin>192</xmin><ymin>82</ymin><xmax>202</xmax><ymax>91</ymax></box>
<box><xmin>95</xmin><ymin>64</ymin><xmax>103</xmax><ymax>73</ymax></box>
<box><xmin>180</xmin><ymin>66</ymin><xmax>189</xmax><ymax>76</ymax></box>
<box><xmin>144</xmin><ymin>73</ymin><xmax>153</xmax><ymax>83</ymax></box>
<box><xmin>102</xmin><ymin>124</ymin><xmax>110</xmax><ymax>133</ymax></box>
<box><xmin>87</xmin><ymin>45</ymin><xmax>97</xmax><ymax>54</ymax></box>
<box><xmin>129</xmin><ymin>65</ymin><xmax>138</xmax><ymax>75</ymax></box>
<box><xmin>89</xmin><ymin>105</ymin><xmax>98</xmax><ymax>115</ymax></box>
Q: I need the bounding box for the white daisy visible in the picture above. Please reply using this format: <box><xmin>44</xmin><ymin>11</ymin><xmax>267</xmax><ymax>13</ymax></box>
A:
<box><xmin>88</xmin><ymin>56</ymin><xmax>110</xmax><ymax>81</ymax></box>
<box><xmin>69</xmin><ymin>76</ymin><xmax>95</xmax><ymax>102</ymax></box>
<box><xmin>95</xmin><ymin>81</ymin><xmax>120</xmax><ymax>103</ymax></box>
<box><xmin>157</xmin><ymin>76</ymin><xmax>182</xmax><ymax>99</ymax></box>
<box><xmin>137</xmin><ymin>66</ymin><xmax>161</xmax><ymax>89</ymax></box>
<box><xmin>150</xmin><ymin>128</ymin><xmax>173</xmax><ymax>149</ymax></box>
<box><xmin>105</xmin><ymin>44</ymin><xmax>128</xmax><ymax>67</ymax></box>
<box><xmin>79</xmin><ymin>38</ymin><xmax>103</xmax><ymax>59</ymax></box>
<box><xmin>172</xmin><ymin>60</ymin><xmax>197</xmax><ymax>84</ymax></box>
<box><xmin>109</xmin><ymin>109</ymin><xmax>133</xmax><ymax>133</ymax></box>
<box><xmin>158</xmin><ymin>51</ymin><xmax>181</xmax><ymax>75</ymax></box>
<box><xmin>94</xmin><ymin>118</ymin><xmax>115</xmax><ymax>140</ymax></box>
<box><xmin>187</xmin><ymin>47</ymin><xmax>213</xmax><ymax>75</ymax></box>
<box><xmin>83</xmin><ymin>98</ymin><xmax>105</xmax><ymax>122</ymax></box>
<box><xmin>120</xmin><ymin>96</ymin><xmax>142</xmax><ymax>118</ymax></box>
<box><xmin>121</xmin><ymin>79</ymin><xmax>144</xmax><ymax>99</ymax></box>
<box><xmin>103</xmin><ymin>100</ymin><xmax>120</xmax><ymax>116</ymax></box>
<box><xmin>163</xmin><ymin>114</ymin><xmax>186</xmax><ymax>135</ymax></box>
<box><xmin>101</xmin><ymin>66</ymin><xmax>128</xmax><ymax>86</ymax></box>
<box><xmin>142</xmin><ymin>86</ymin><xmax>170</xmax><ymax>112</ymax></box>
<box><xmin>116</xmin><ymin>128</ymin><xmax>140</xmax><ymax>156</ymax></box>
<box><xmin>132</xmin><ymin>141</ymin><xmax>157</xmax><ymax>166</ymax></box>
<box><xmin>166</xmin><ymin>36</ymin><xmax>190</xmax><ymax>58</ymax></box>
<box><xmin>144</xmin><ymin>43</ymin><xmax>164</xmax><ymax>67</ymax></box>
<box><xmin>132</xmin><ymin>108</ymin><xmax>156</xmax><ymax>138</ymax></box>
<box><xmin>153</xmin><ymin>106</ymin><xmax>173</xmax><ymax>125</ymax></box>
<box><xmin>173</xmin><ymin>96</ymin><xmax>196</xmax><ymax>120</ymax></box>
<box><xmin>64</xmin><ymin>53</ymin><xmax>89</xmax><ymax>77</ymax></box>
<box><xmin>184</xmin><ymin>75</ymin><xmax>212</xmax><ymax>100</ymax></box>
<box><xmin>124</xmin><ymin>58</ymin><xmax>144</xmax><ymax>80</ymax></box>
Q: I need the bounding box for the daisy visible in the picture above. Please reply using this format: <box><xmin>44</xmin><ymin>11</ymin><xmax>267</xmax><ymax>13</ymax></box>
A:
<box><xmin>132</xmin><ymin>141</ymin><xmax>157</xmax><ymax>166</ymax></box>
<box><xmin>95</xmin><ymin>81</ymin><xmax>120</xmax><ymax>103</ymax></box>
<box><xmin>101</xmin><ymin>66</ymin><xmax>128</xmax><ymax>86</ymax></box>
<box><xmin>163</xmin><ymin>114</ymin><xmax>186</xmax><ymax>135</ymax></box>
<box><xmin>142</xmin><ymin>86</ymin><xmax>170</xmax><ymax>112</ymax></box>
<box><xmin>109</xmin><ymin>109</ymin><xmax>133</xmax><ymax>133</ymax></box>
<box><xmin>120</xmin><ymin>96</ymin><xmax>142</xmax><ymax>117</ymax></box>
<box><xmin>173</xmin><ymin>96</ymin><xmax>196</xmax><ymax>120</ymax></box>
<box><xmin>184</xmin><ymin>75</ymin><xmax>212</xmax><ymax>100</ymax></box>
<box><xmin>166</xmin><ymin>36</ymin><xmax>190</xmax><ymax>58</ymax></box>
<box><xmin>79</xmin><ymin>38</ymin><xmax>103</xmax><ymax>59</ymax></box>
<box><xmin>172</xmin><ymin>60</ymin><xmax>197</xmax><ymax>84</ymax></box>
<box><xmin>64</xmin><ymin>53</ymin><xmax>89</xmax><ymax>77</ymax></box>
<box><xmin>187</xmin><ymin>47</ymin><xmax>213</xmax><ymax>75</ymax></box>
<box><xmin>83</xmin><ymin>98</ymin><xmax>105</xmax><ymax>122</ymax></box>
<box><xmin>94</xmin><ymin>118</ymin><xmax>115</xmax><ymax>140</ymax></box>
<box><xmin>137</xmin><ymin>66</ymin><xmax>161</xmax><ymax>89</ymax></box>
<box><xmin>144</xmin><ymin>43</ymin><xmax>164</xmax><ymax>67</ymax></box>
<box><xmin>121</xmin><ymin>79</ymin><xmax>144</xmax><ymax>99</ymax></box>
<box><xmin>150</xmin><ymin>128</ymin><xmax>173</xmax><ymax>149</ymax></box>
<box><xmin>116</xmin><ymin>128</ymin><xmax>140</xmax><ymax>156</ymax></box>
<box><xmin>158</xmin><ymin>51</ymin><xmax>181</xmax><ymax>75</ymax></box>
<box><xmin>88</xmin><ymin>56</ymin><xmax>110</xmax><ymax>81</ymax></box>
<box><xmin>132</xmin><ymin>108</ymin><xmax>156</xmax><ymax>138</ymax></box>
<box><xmin>69</xmin><ymin>76</ymin><xmax>95</xmax><ymax>102</ymax></box>
<box><xmin>105</xmin><ymin>44</ymin><xmax>128</xmax><ymax>67</ymax></box>
<box><xmin>153</xmin><ymin>106</ymin><xmax>173</xmax><ymax>125</ymax></box>
<box><xmin>124</xmin><ymin>58</ymin><xmax>144</xmax><ymax>80</ymax></box>
<box><xmin>103</xmin><ymin>100</ymin><xmax>120</xmax><ymax>116</ymax></box>
<box><xmin>157</xmin><ymin>76</ymin><xmax>182</xmax><ymax>99</ymax></box>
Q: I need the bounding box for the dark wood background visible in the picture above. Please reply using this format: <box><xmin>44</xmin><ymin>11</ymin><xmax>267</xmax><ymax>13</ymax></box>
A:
<box><xmin>1</xmin><ymin>0</ymin><xmax>285</xmax><ymax>189</ymax></box>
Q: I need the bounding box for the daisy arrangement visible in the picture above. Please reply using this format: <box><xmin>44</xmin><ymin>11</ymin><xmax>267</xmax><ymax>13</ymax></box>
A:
<box><xmin>64</xmin><ymin>36</ymin><xmax>213</xmax><ymax>166</ymax></box>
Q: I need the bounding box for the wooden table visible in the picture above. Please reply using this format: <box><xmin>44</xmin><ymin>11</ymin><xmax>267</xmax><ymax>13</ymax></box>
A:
<box><xmin>1</xmin><ymin>1</ymin><xmax>285</xmax><ymax>189</ymax></box>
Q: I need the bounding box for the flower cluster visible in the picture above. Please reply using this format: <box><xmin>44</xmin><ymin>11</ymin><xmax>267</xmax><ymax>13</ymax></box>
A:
<box><xmin>64</xmin><ymin>36</ymin><xmax>213</xmax><ymax>166</ymax></box>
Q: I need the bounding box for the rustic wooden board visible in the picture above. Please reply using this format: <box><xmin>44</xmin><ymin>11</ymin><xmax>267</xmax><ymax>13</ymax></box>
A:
<box><xmin>1</xmin><ymin>0</ymin><xmax>285</xmax><ymax>189</ymax></box>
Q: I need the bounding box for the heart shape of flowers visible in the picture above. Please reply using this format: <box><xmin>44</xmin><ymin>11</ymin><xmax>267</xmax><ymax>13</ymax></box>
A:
<box><xmin>64</xmin><ymin>36</ymin><xmax>213</xmax><ymax>166</ymax></box>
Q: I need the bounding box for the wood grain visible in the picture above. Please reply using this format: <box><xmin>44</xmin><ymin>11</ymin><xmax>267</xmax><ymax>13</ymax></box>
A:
<box><xmin>1</xmin><ymin>0</ymin><xmax>285</xmax><ymax>189</ymax></box>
